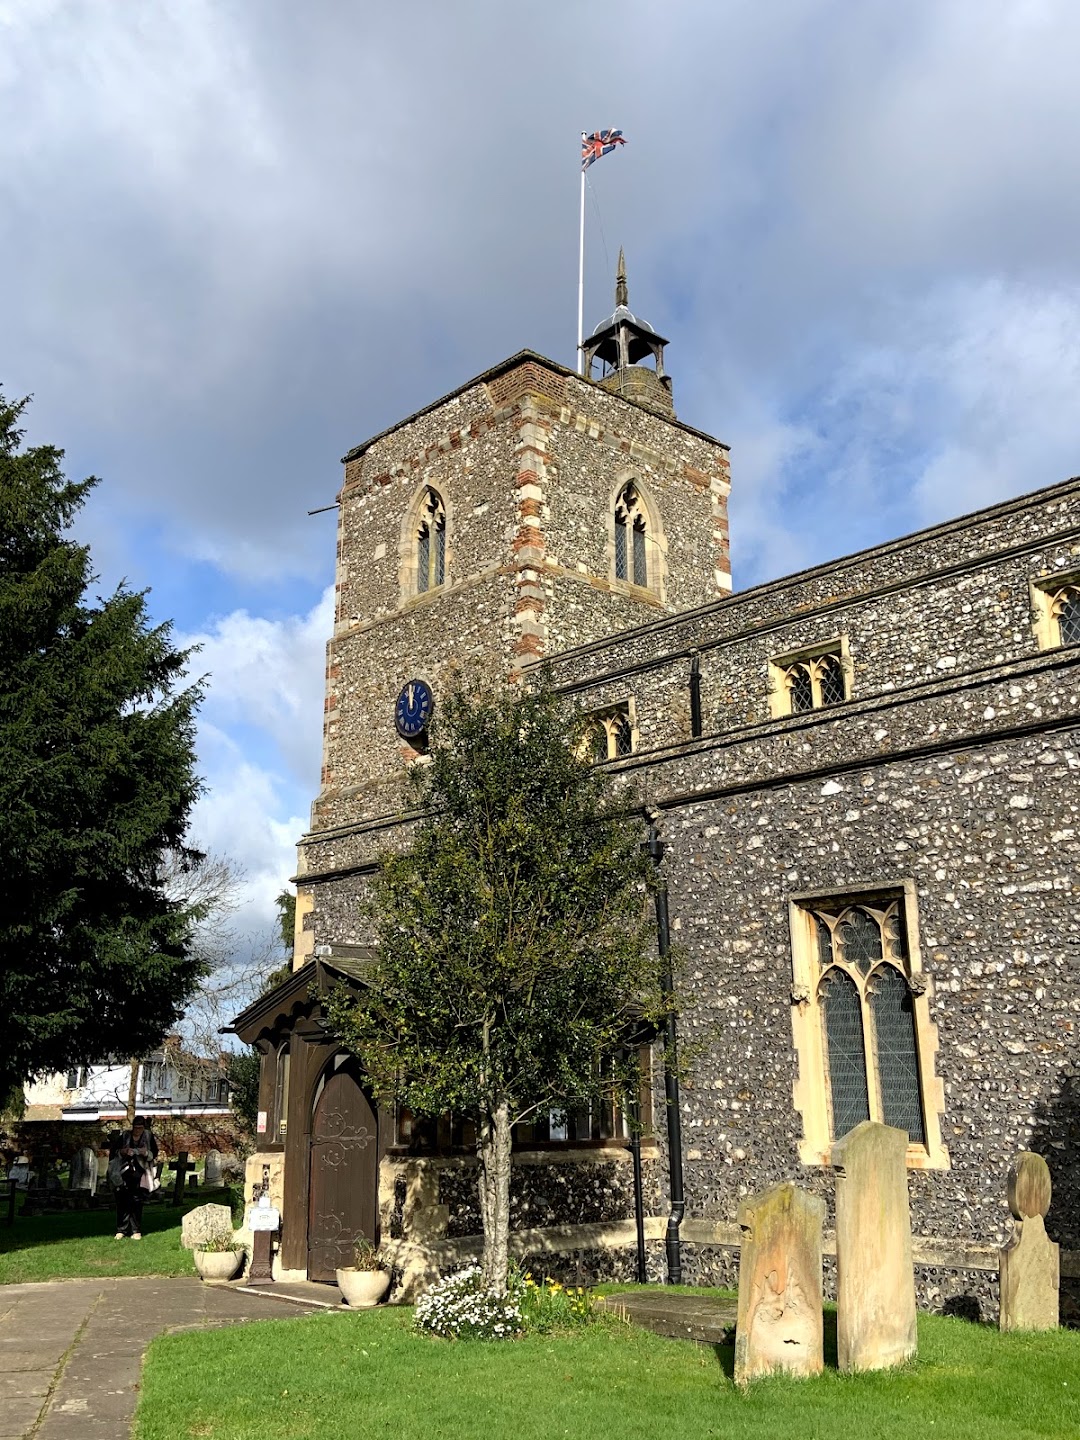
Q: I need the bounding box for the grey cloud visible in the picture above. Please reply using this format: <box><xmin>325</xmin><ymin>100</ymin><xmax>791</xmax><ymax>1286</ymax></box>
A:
<box><xmin>2</xmin><ymin>0</ymin><xmax>1080</xmax><ymax>590</ymax></box>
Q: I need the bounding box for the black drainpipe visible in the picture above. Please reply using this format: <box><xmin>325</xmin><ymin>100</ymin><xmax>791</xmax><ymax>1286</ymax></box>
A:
<box><xmin>689</xmin><ymin>651</ymin><xmax>702</xmax><ymax>739</ymax></box>
<box><xmin>647</xmin><ymin>816</ymin><xmax>684</xmax><ymax>1284</ymax></box>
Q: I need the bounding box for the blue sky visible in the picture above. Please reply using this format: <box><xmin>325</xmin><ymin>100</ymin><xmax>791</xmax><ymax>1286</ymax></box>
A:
<box><xmin>3</xmin><ymin>0</ymin><xmax>1079</xmax><ymax>943</ymax></box>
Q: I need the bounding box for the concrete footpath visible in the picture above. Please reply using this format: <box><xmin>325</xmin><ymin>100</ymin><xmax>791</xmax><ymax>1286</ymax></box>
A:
<box><xmin>0</xmin><ymin>1276</ymin><xmax>326</xmax><ymax>1440</ymax></box>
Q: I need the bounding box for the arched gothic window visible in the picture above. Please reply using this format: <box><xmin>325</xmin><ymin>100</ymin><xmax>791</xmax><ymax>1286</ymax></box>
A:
<box><xmin>579</xmin><ymin>704</ymin><xmax>635</xmax><ymax>761</ymax></box>
<box><xmin>614</xmin><ymin>483</ymin><xmax>650</xmax><ymax>588</ymax></box>
<box><xmin>812</xmin><ymin>901</ymin><xmax>925</xmax><ymax>1145</ymax></box>
<box><xmin>775</xmin><ymin>650</ymin><xmax>848</xmax><ymax>714</ymax></box>
<box><xmin>415</xmin><ymin>487</ymin><xmax>446</xmax><ymax>594</ymax></box>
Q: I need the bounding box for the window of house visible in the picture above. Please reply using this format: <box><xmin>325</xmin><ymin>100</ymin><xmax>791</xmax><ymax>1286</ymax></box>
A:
<box><xmin>580</xmin><ymin>701</ymin><xmax>636</xmax><ymax>761</ymax></box>
<box><xmin>415</xmin><ymin>487</ymin><xmax>446</xmax><ymax>594</ymax></box>
<box><xmin>614</xmin><ymin>483</ymin><xmax>650</xmax><ymax>587</ymax></box>
<box><xmin>788</xmin><ymin>885</ymin><xmax>947</xmax><ymax>1170</ymax></box>
<box><xmin>1031</xmin><ymin>574</ymin><xmax>1080</xmax><ymax>650</ymax></box>
<box><xmin>65</xmin><ymin>1068</ymin><xmax>79</xmax><ymax>1089</ymax></box>
<box><xmin>768</xmin><ymin>640</ymin><xmax>851</xmax><ymax>718</ymax></box>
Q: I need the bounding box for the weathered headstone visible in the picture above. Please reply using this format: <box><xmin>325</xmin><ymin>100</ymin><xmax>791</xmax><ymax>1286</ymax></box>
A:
<box><xmin>69</xmin><ymin>1146</ymin><xmax>98</xmax><ymax>1195</ymax></box>
<box><xmin>833</xmin><ymin>1120</ymin><xmax>917</xmax><ymax>1372</ymax></box>
<box><xmin>734</xmin><ymin>1181</ymin><xmax>825</xmax><ymax>1385</ymax></box>
<box><xmin>1000</xmin><ymin>1151</ymin><xmax>1059</xmax><ymax>1331</ymax></box>
<box><xmin>203</xmin><ymin>1149</ymin><xmax>223</xmax><ymax>1187</ymax></box>
<box><xmin>180</xmin><ymin>1202</ymin><xmax>234</xmax><ymax>1251</ymax></box>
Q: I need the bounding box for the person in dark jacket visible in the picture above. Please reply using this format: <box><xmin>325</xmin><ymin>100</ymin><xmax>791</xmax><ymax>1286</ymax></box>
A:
<box><xmin>112</xmin><ymin>1116</ymin><xmax>158</xmax><ymax>1240</ymax></box>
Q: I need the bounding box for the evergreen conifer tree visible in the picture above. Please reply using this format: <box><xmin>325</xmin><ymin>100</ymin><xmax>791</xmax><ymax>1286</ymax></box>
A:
<box><xmin>0</xmin><ymin>392</ymin><xmax>206</xmax><ymax>1096</ymax></box>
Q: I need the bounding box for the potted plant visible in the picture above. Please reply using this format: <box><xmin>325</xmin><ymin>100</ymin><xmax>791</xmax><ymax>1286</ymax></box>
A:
<box><xmin>336</xmin><ymin>1236</ymin><xmax>390</xmax><ymax>1308</ymax></box>
<box><xmin>192</xmin><ymin>1233</ymin><xmax>244</xmax><ymax>1282</ymax></box>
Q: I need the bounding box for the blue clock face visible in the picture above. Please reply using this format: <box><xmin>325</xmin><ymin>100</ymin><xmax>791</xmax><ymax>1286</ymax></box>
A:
<box><xmin>394</xmin><ymin>678</ymin><xmax>434</xmax><ymax>739</ymax></box>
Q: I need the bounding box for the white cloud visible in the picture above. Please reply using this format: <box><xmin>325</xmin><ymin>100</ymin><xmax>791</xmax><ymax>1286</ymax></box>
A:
<box><xmin>180</xmin><ymin>585</ymin><xmax>333</xmax><ymax>786</ymax></box>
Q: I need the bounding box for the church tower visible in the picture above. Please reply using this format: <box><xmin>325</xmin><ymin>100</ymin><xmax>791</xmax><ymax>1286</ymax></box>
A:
<box><xmin>294</xmin><ymin>260</ymin><xmax>733</xmax><ymax>963</ymax></box>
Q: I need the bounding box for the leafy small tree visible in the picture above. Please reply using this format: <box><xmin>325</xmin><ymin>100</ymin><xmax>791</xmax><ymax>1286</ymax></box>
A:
<box><xmin>327</xmin><ymin>681</ymin><xmax>666</xmax><ymax>1293</ymax></box>
<box><xmin>0</xmin><ymin>391</ymin><xmax>206</xmax><ymax>1098</ymax></box>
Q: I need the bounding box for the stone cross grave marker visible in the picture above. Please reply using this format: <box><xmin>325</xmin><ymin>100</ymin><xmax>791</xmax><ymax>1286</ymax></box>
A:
<box><xmin>69</xmin><ymin>1146</ymin><xmax>98</xmax><ymax>1195</ymax></box>
<box><xmin>1000</xmin><ymin>1151</ymin><xmax>1059</xmax><ymax>1331</ymax></box>
<box><xmin>203</xmin><ymin>1150</ymin><xmax>223</xmax><ymax>1188</ymax></box>
<box><xmin>833</xmin><ymin>1120</ymin><xmax>917</xmax><ymax>1372</ymax></box>
<box><xmin>734</xmin><ymin>1181</ymin><xmax>826</xmax><ymax>1386</ymax></box>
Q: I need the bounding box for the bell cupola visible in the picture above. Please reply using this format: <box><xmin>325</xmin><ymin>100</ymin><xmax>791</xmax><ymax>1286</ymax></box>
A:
<box><xmin>580</xmin><ymin>249</ymin><xmax>674</xmax><ymax>417</ymax></box>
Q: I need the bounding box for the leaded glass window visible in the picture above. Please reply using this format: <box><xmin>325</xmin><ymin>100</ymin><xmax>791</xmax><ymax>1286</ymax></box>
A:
<box><xmin>819</xmin><ymin>655</ymin><xmax>845</xmax><ymax>706</ymax></box>
<box><xmin>614</xmin><ymin>514</ymin><xmax>628</xmax><ymax>580</ymax></box>
<box><xmin>837</xmin><ymin>908</ymin><xmax>882</xmax><ymax>974</ymax></box>
<box><xmin>1054</xmin><ymin>585</ymin><xmax>1080</xmax><ymax>647</ymax></box>
<box><xmin>414</xmin><ymin>488</ymin><xmax>446</xmax><ymax>595</ymax></box>
<box><xmin>613</xmin><ymin>713</ymin><xmax>634</xmax><ymax>756</ymax></box>
<box><xmin>820</xmin><ymin>969</ymin><xmax>870</xmax><ymax>1139</ymax></box>
<box><xmin>778</xmin><ymin>650</ymin><xmax>847</xmax><ymax>715</ymax></box>
<box><xmin>580</xmin><ymin>704</ymin><xmax>635</xmax><ymax>761</ymax></box>
<box><xmin>807</xmin><ymin>897</ymin><xmax>928</xmax><ymax>1150</ymax></box>
<box><xmin>633</xmin><ymin>518</ymin><xmax>647</xmax><ymax>587</ymax></box>
<box><xmin>790</xmin><ymin>665</ymin><xmax>814</xmax><ymax>713</ymax></box>
<box><xmin>614</xmin><ymin>483</ymin><xmax>655</xmax><ymax>590</ymax></box>
<box><xmin>870</xmin><ymin>967</ymin><xmax>925</xmax><ymax>1144</ymax></box>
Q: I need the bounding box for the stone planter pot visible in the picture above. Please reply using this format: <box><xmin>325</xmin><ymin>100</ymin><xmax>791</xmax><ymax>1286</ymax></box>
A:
<box><xmin>336</xmin><ymin>1267</ymin><xmax>390</xmax><ymax>1308</ymax></box>
<box><xmin>193</xmin><ymin>1248</ymin><xmax>243</xmax><ymax>1282</ymax></box>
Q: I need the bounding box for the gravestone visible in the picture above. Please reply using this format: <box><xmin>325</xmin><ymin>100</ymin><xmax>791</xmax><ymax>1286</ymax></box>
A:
<box><xmin>203</xmin><ymin>1149</ymin><xmax>223</xmax><ymax>1188</ymax></box>
<box><xmin>734</xmin><ymin>1181</ymin><xmax>825</xmax><ymax>1385</ymax></box>
<box><xmin>69</xmin><ymin>1147</ymin><xmax>98</xmax><ymax>1195</ymax></box>
<box><xmin>1000</xmin><ymin>1151</ymin><xmax>1059</xmax><ymax>1331</ymax></box>
<box><xmin>180</xmin><ymin>1202</ymin><xmax>234</xmax><ymax>1251</ymax></box>
<box><xmin>833</xmin><ymin>1120</ymin><xmax>917</xmax><ymax>1372</ymax></box>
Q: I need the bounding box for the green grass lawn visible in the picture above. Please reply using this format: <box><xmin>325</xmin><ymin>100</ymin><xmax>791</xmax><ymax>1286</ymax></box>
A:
<box><xmin>0</xmin><ymin>1194</ymin><xmax>217</xmax><ymax>1284</ymax></box>
<box><xmin>134</xmin><ymin>1302</ymin><xmax>1080</xmax><ymax>1440</ymax></box>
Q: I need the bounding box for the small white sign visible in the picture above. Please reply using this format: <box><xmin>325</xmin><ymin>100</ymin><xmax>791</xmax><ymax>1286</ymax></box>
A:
<box><xmin>250</xmin><ymin>1206</ymin><xmax>280</xmax><ymax>1232</ymax></box>
<box><xmin>256</xmin><ymin>1110</ymin><xmax>267</xmax><ymax>1134</ymax></box>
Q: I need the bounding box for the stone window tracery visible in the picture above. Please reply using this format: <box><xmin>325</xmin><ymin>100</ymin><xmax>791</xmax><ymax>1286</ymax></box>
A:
<box><xmin>412</xmin><ymin>487</ymin><xmax>446</xmax><ymax>595</ymax></box>
<box><xmin>1031</xmin><ymin>573</ymin><xmax>1080</xmax><ymax>651</ymax></box>
<box><xmin>768</xmin><ymin>640</ymin><xmax>851</xmax><ymax>718</ymax></box>
<box><xmin>579</xmin><ymin>702</ymin><xmax>636</xmax><ymax>761</ymax></box>
<box><xmin>788</xmin><ymin>884</ymin><xmax>947</xmax><ymax>1170</ymax></box>
<box><xmin>614</xmin><ymin>483</ymin><xmax>650</xmax><ymax>588</ymax></box>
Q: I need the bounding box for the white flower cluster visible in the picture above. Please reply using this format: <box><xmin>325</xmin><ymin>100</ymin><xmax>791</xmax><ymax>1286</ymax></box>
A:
<box><xmin>413</xmin><ymin>1264</ymin><xmax>523</xmax><ymax>1341</ymax></box>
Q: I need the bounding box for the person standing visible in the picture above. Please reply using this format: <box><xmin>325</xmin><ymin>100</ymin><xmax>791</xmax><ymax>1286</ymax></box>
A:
<box><xmin>112</xmin><ymin>1116</ymin><xmax>158</xmax><ymax>1240</ymax></box>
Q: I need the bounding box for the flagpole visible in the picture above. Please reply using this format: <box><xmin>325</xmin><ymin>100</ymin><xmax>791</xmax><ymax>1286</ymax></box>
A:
<box><xmin>577</xmin><ymin>156</ymin><xmax>586</xmax><ymax>375</ymax></box>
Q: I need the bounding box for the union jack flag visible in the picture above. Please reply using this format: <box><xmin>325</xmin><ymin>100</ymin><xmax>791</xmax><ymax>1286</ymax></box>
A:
<box><xmin>581</xmin><ymin>129</ymin><xmax>626</xmax><ymax>171</ymax></box>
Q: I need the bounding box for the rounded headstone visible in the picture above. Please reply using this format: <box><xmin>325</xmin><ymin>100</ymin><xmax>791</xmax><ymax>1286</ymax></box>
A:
<box><xmin>1007</xmin><ymin>1151</ymin><xmax>1052</xmax><ymax>1221</ymax></box>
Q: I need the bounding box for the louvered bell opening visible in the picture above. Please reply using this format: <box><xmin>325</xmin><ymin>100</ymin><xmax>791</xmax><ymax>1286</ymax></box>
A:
<box><xmin>1059</xmin><ymin>589</ymin><xmax>1080</xmax><ymax>646</ymax></box>
<box><xmin>838</xmin><ymin>908</ymin><xmax>882</xmax><ymax>975</ymax></box>
<box><xmin>433</xmin><ymin>522</ymin><xmax>446</xmax><ymax>586</ymax></box>
<box><xmin>632</xmin><ymin>519</ymin><xmax>647</xmax><ymax>587</ymax></box>
<box><xmin>789</xmin><ymin>665</ymin><xmax>813</xmax><ymax>713</ymax></box>
<box><xmin>819</xmin><ymin>656</ymin><xmax>845</xmax><ymax>706</ymax></box>
<box><xmin>417</xmin><ymin>525</ymin><xmax>430</xmax><ymax>593</ymax></box>
<box><xmin>614</xmin><ymin>515</ymin><xmax>628</xmax><ymax>579</ymax></box>
<box><xmin>820</xmin><ymin>969</ymin><xmax>870</xmax><ymax>1140</ymax></box>
<box><xmin>870</xmin><ymin>966</ymin><xmax>925</xmax><ymax>1145</ymax></box>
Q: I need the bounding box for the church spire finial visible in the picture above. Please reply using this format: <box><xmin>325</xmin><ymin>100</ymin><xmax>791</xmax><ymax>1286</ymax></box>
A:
<box><xmin>615</xmin><ymin>247</ymin><xmax>628</xmax><ymax>308</ymax></box>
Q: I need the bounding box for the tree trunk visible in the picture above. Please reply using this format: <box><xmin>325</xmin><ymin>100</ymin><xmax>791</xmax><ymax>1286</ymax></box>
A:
<box><xmin>126</xmin><ymin>1057</ymin><xmax>139</xmax><ymax>1124</ymax></box>
<box><xmin>478</xmin><ymin>1099</ymin><xmax>512</xmax><ymax>1294</ymax></box>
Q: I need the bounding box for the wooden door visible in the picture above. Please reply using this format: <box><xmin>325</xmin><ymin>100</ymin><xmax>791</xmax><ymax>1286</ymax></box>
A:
<box><xmin>307</xmin><ymin>1065</ymin><xmax>378</xmax><ymax>1282</ymax></box>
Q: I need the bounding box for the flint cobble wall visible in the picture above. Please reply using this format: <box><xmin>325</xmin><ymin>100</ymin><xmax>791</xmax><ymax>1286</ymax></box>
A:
<box><xmin>308</xmin><ymin>354</ymin><xmax>730</xmax><ymax>834</ymax></box>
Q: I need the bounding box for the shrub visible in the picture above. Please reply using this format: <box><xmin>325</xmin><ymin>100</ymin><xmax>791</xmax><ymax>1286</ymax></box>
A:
<box><xmin>197</xmin><ymin>1234</ymin><xmax>241</xmax><ymax>1254</ymax></box>
<box><xmin>514</xmin><ymin>1266</ymin><xmax>596</xmax><ymax>1334</ymax></box>
<box><xmin>413</xmin><ymin>1265</ymin><xmax>523</xmax><ymax>1341</ymax></box>
<box><xmin>352</xmin><ymin>1237</ymin><xmax>384</xmax><ymax>1271</ymax></box>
